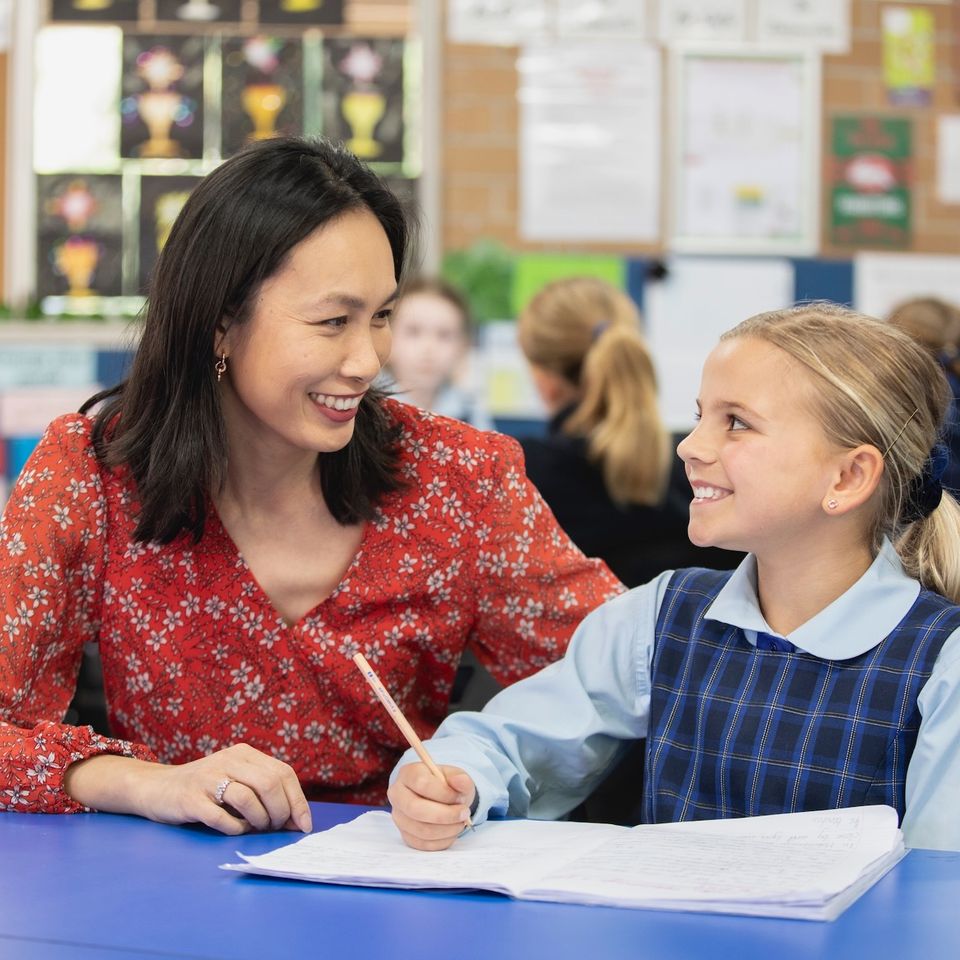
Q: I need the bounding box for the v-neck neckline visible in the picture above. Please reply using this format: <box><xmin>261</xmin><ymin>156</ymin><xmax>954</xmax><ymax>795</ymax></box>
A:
<box><xmin>205</xmin><ymin>497</ymin><xmax>372</xmax><ymax>630</ymax></box>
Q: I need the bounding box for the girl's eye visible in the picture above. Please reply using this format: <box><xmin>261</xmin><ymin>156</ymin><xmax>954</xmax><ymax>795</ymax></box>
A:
<box><xmin>692</xmin><ymin>411</ymin><xmax>702</xmax><ymax>422</ymax></box>
<box><xmin>728</xmin><ymin>414</ymin><xmax>748</xmax><ymax>431</ymax></box>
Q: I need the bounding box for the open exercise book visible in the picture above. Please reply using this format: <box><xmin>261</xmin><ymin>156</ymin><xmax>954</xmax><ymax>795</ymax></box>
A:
<box><xmin>221</xmin><ymin>804</ymin><xmax>905</xmax><ymax>922</ymax></box>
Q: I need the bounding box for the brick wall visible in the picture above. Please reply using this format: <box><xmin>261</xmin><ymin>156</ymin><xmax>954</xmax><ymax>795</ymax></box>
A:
<box><xmin>440</xmin><ymin>0</ymin><xmax>960</xmax><ymax>257</ymax></box>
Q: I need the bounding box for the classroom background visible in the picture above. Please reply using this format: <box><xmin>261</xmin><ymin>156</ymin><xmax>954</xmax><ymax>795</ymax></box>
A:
<box><xmin>1</xmin><ymin>0</ymin><xmax>960</xmax><ymax>506</ymax></box>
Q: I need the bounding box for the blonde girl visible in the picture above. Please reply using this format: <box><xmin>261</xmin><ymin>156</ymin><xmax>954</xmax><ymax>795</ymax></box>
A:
<box><xmin>389</xmin><ymin>303</ymin><xmax>960</xmax><ymax>853</ymax></box>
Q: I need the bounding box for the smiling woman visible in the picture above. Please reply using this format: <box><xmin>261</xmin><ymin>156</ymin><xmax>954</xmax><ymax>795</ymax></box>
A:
<box><xmin>0</xmin><ymin>137</ymin><xmax>622</xmax><ymax>836</ymax></box>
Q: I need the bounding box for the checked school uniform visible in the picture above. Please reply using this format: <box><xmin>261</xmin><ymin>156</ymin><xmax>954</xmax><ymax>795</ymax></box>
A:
<box><xmin>396</xmin><ymin>539</ymin><xmax>960</xmax><ymax>851</ymax></box>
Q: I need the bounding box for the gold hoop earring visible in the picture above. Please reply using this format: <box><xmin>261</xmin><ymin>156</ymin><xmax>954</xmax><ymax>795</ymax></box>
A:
<box><xmin>215</xmin><ymin>354</ymin><xmax>227</xmax><ymax>383</ymax></box>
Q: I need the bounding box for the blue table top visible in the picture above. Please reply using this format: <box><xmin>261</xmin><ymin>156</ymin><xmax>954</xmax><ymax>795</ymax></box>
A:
<box><xmin>1</xmin><ymin>802</ymin><xmax>958</xmax><ymax>960</ymax></box>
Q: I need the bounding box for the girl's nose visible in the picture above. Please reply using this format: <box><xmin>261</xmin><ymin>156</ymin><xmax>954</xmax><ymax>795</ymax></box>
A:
<box><xmin>677</xmin><ymin>422</ymin><xmax>710</xmax><ymax>464</ymax></box>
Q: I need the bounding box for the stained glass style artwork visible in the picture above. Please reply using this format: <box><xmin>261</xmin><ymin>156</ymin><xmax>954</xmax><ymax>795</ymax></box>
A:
<box><xmin>120</xmin><ymin>34</ymin><xmax>205</xmax><ymax>159</ymax></box>
<box><xmin>155</xmin><ymin>0</ymin><xmax>243</xmax><ymax>23</ymax></box>
<box><xmin>321</xmin><ymin>37</ymin><xmax>405</xmax><ymax>165</ymax></box>
<box><xmin>37</xmin><ymin>174</ymin><xmax>124</xmax><ymax>299</ymax></box>
<box><xmin>221</xmin><ymin>35</ymin><xmax>304</xmax><ymax>156</ymax></box>
<box><xmin>258</xmin><ymin>0</ymin><xmax>345</xmax><ymax>26</ymax></box>
<box><xmin>138</xmin><ymin>175</ymin><xmax>202</xmax><ymax>293</ymax></box>
<box><xmin>49</xmin><ymin>0</ymin><xmax>139</xmax><ymax>23</ymax></box>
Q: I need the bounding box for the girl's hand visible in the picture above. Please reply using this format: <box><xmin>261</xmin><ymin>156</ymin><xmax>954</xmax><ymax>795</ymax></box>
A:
<box><xmin>387</xmin><ymin>762</ymin><xmax>475</xmax><ymax>850</ymax></box>
<box><xmin>64</xmin><ymin>743</ymin><xmax>312</xmax><ymax>836</ymax></box>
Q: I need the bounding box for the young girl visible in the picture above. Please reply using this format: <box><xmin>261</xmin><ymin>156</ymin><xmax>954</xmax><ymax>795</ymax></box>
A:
<box><xmin>384</xmin><ymin>277</ymin><xmax>491</xmax><ymax>429</ymax></box>
<box><xmin>517</xmin><ymin>276</ymin><xmax>740</xmax><ymax>587</ymax></box>
<box><xmin>388</xmin><ymin>303</ymin><xmax>960</xmax><ymax>852</ymax></box>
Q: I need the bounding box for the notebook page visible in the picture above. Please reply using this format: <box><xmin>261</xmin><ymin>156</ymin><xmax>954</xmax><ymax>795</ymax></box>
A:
<box><xmin>222</xmin><ymin>811</ymin><xmax>625</xmax><ymax>894</ymax></box>
<box><xmin>525</xmin><ymin>805</ymin><xmax>903</xmax><ymax>908</ymax></box>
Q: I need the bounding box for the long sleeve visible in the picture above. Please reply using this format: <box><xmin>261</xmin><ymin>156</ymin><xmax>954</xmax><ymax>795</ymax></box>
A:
<box><xmin>902</xmin><ymin>627</ymin><xmax>960</xmax><ymax>851</ymax></box>
<box><xmin>393</xmin><ymin>575</ymin><xmax>671</xmax><ymax>822</ymax></box>
<box><xmin>0</xmin><ymin>416</ymin><xmax>155</xmax><ymax>813</ymax></box>
<box><xmin>465</xmin><ymin>430</ymin><xmax>624</xmax><ymax>684</ymax></box>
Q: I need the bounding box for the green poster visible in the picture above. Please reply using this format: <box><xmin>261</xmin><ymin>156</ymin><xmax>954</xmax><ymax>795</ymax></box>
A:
<box><xmin>511</xmin><ymin>254</ymin><xmax>626</xmax><ymax>318</ymax></box>
<box><xmin>829</xmin><ymin>116</ymin><xmax>911</xmax><ymax>248</ymax></box>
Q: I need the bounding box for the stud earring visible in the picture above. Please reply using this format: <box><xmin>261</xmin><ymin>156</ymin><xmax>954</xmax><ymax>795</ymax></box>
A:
<box><xmin>215</xmin><ymin>353</ymin><xmax>227</xmax><ymax>383</ymax></box>
<box><xmin>827</xmin><ymin>499</ymin><xmax>839</xmax><ymax>510</ymax></box>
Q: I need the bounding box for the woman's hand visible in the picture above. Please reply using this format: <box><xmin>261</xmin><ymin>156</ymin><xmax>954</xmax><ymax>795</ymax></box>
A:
<box><xmin>64</xmin><ymin>743</ymin><xmax>312</xmax><ymax>836</ymax></box>
<box><xmin>387</xmin><ymin>762</ymin><xmax>475</xmax><ymax>850</ymax></box>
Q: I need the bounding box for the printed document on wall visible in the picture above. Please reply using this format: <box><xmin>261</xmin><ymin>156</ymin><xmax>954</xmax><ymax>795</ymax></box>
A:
<box><xmin>854</xmin><ymin>253</ymin><xmax>960</xmax><ymax>320</ymax></box>
<box><xmin>755</xmin><ymin>0</ymin><xmax>851</xmax><ymax>54</ymax></box>
<box><xmin>646</xmin><ymin>257</ymin><xmax>794</xmax><ymax>431</ymax></box>
<box><xmin>519</xmin><ymin>40</ymin><xmax>660</xmax><ymax>243</ymax></box>
<box><xmin>937</xmin><ymin>115</ymin><xmax>960</xmax><ymax>205</ymax></box>
<box><xmin>447</xmin><ymin>0</ymin><xmax>551</xmax><ymax>46</ymax></box>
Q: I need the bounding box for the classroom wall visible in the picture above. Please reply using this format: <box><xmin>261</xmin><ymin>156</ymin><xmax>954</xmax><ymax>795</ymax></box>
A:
<box><xmin>440</xmin><ymin>0</ymin><xmax>960</xmax><ymax>257</ymax></box>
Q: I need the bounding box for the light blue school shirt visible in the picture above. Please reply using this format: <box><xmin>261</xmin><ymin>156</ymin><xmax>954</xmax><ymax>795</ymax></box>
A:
<box><xmin>394</xmin><ymin>539</ymin><xmax>960</xmax><ymax>851</ymax></box>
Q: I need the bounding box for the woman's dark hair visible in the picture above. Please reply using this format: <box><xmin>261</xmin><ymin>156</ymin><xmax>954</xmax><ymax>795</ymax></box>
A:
<box><xmin>81</xmin><ymin>136</ymin><xmax>415</xmax><ymax>544</ymax></box>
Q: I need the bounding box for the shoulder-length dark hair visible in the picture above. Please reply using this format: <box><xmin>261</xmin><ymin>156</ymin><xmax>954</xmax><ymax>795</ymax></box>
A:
<box><xmin>82</xmin><ymin>136</ymin><xmax>415</xmax><ymax>544</ymax></box>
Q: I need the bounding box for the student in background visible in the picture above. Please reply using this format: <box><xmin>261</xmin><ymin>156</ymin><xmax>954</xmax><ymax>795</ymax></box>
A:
<box><xmin>389</xmin><ymin>303</ymin><xmax>960</xmax><ymax>852</ymax></box>
<box><xmin>384</xmin><ymin>276</ymin><xmax>491</xmax><ymax>429</ymax></box>
<box><xmin>0</xmin><ymin>137</ymin><xmax>621</xmax><ymax>834</ymax></box>
<box><xmin>887</xmin><ymin>296</ymin><xmax>960</xmax><ymax>494</ymax></box>
<box><xmin>517</xmin><ymin>276</ymin><xmax>739</xmax><ymax>588</ymax></box>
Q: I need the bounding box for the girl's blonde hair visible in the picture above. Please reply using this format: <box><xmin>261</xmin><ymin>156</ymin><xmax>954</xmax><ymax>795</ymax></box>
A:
<box><xmin>518</xmin><ymin>276</ymin><xmax>670</xmax><ymax>506</ymax></box>
<box><xmin>724</xmin><ymin>302</ymin><xmax>960</xmax><ymax>602</ymax></box>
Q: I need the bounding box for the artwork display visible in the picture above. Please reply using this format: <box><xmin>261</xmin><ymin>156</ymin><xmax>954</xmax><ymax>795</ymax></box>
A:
<box><xmin>36</xmin><ymin>174</ymin><xmax>124</xmax><ymax>299</ymax></box>
<box><xmin>138</xmin><ymin>175</ymin><xmax>202</xmax><ymax>293</ymax></box>
<box><xmin>154</xmin><ymin>0</ymin><xmax>243</xmax><ymax>23</ymax></box>
<box><xmin>258</xmin><ymin>0</ymin><xmax>345</xmax><ymax>26</ymax></box>
<box><xmin>49</xmin><ymin>0</ymin><xmax>138</xmax><ymax>22</ymax></box>
<box><xmin>221</xmin><ymin>35</ymin><xmax>303</xmax><ymax>156</ymax></box>
<box><xmin>322</xmin><ymin>37</ymin><xmax>406</xmax><ymax>164</ymax></box>
<box><xmin>120</xmin><ymin>34</ymin><xmax>205</xmax><ymax>159</ymax></box>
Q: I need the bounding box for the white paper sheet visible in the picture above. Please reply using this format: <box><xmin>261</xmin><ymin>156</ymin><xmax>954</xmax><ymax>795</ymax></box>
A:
<box><xmin>519</xmin><ymin>40</ymin><xmax>661</xmax><ymax>242</ymax></box>
<box><xmin>755</xmin><ymin>0</ymin><xmax>851</xmax><ymax>54</ymax></box>
<box><xmin>854</xmin><ymin>252</ymin><xmax>960</xmax><ymax>321</ymax></box>
<box><xmin>937</xmin><ymin>115</ymin><xmax>960</xmax><ymax>205</ymax></box>
<box><xmin>446</xmin><ymin>0</ymin><xmax>551</xmax><ymax>46</ymax></box>
<box><xmin>644</xmin><ymin>256</ymin><xmax>795</xmax><ymax>430</ymax></box>
<box><xmin>658</xmin><ymin>0</ymin><xmax>747</xmax><ymax>43</ymax></box>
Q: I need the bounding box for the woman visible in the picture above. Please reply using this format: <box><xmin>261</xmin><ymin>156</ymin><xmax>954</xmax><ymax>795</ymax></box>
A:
<box><xmin>517</xmin><ymin>276</ymin><xmax>740</xmax><ymax>588</ymax></box>
<box><xmin>0</xmin><ymin>138</ymin><xmax>621</xmax><ymax>835</ymax></box>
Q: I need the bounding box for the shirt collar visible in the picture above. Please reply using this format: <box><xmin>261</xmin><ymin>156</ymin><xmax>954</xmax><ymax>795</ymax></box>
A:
<box><xmin>705</xmin><ymin>538</ymin><xmax>920</xmax><ymax>660</ymax></box>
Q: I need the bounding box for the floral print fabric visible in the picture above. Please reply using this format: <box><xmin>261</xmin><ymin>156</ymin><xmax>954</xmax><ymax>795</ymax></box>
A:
<box><xmin>0</xmin><ymin>399</ymin><xmax>622</xmax><ymax>812</ymax></box>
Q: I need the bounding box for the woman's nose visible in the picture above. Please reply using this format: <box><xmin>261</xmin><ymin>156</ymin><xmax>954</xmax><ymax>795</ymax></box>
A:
<box><xmin>342</xmin><ymin>327</ymin><xmax>388</xmax><ymax>382</ymax></box>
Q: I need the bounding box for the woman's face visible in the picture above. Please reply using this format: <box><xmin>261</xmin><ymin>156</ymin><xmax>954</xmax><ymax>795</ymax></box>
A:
<box><xmin>387</xmin><ymin>291</ymin><xmax>468</xmax><ymax>396</ymax></box>
<box><xmin>218</xmin><ymin>208</ymin><xmax>397</xmax><ymax>464</ymax></box>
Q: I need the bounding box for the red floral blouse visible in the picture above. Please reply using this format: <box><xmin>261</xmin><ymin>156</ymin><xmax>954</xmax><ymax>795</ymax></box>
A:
<box><xmin>0</xmin><ymin>399</ymin><xmax>622</xmax><ymax>813</ymax></box>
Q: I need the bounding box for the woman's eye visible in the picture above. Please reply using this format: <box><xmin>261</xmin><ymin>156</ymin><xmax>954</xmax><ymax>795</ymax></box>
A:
<box><xmin>321</xmin><ymin>316</ymin><xmax>349</xmax><ymax>328</ymax></box>
<box><xmin>373</xmin><ymin>309</ymin><xmax>393</xmax><ymax>326</ymax></box>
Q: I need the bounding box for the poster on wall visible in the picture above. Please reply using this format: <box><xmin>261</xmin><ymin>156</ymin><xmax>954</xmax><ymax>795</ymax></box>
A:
<box><xmin>321</xmin><ymin>37</ymin><xmax>405</xmax><ymax>165</ymax></box>
<box><xmin>49</xmin><ymin>0</ymin><xmax>138</xmax><ymax>22</ymax></box>
<box><xmin>670</xmin><ymin>47</ymin><xmax>820</xmax><ymax>254</ymax></box>
<box><xmin>155</xmin><ymin>0</ymin><xmax>244</xmax><ymax>24</ymax></box>
<box><xmin>258</xmin><ymin>0</ymin><xmax>344</xmax><ymax>26</ymax></box>
<box><xmin>755</xmin><ymin>0</ymin><xmax>851</xmax><ymax>54</ymax></box>
<box><xmin>138</xmin><ymin>175</ymin><xmax>202</xmax><ymax>293</ymax></box>
<box><xmin>120</xmin><ymin>34</ymin><xmax>205</xmax><ymax>160</ymax></box>
<box><xmin>519</xmin><ymin>40</ymin><xmax>661</xmax><ymax>243</ymax></box>
<box><xmin>829</xmin><ymin>115</ymin><xmax>911</xmax><ymax>248</ymax></box>
<box><xmin>556</xmin><ymin>0</ymin><xmax>649</xmax><ymax>37</ymax></box>
<box><xmin>36</xmin><ymin>174</ymin><xmax>124</xmax><ymax>300</ymax></box>
<box><xmin>882</xmin><ymin>6</ymin><xmax>935</xmax><ymax>106</ymax></box>
<box><xmin>658</xmin><ymin>0</ymin><xmax>747</xmax><ymax>43</ymax></box>
<box><xmin>221</xmin><ymin>35</ymin><xmax>303</xmax><ymax>156</ymax></box>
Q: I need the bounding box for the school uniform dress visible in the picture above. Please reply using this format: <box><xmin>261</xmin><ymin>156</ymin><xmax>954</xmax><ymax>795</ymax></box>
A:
<box><xmin>520</xmin><ymin>410</ymin><xmax>741</xmax><ymax>587</ymax></box>
<box><xmin>0</xmin><ymin>399</ymin><xmax>622</xmax><ymax>814</ymax></box>
<box><xmin>399</xmin><ymin>540</ymin><xmax>960</xmax><ymax>851</ymax></box>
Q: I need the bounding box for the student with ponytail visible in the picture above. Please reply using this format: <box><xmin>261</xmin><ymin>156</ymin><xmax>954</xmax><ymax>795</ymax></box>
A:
<box><xmin>390</xmin><ymin>303</ymin><xmax>960</xmax><ymax>853</ymax></box>
<box><xmin>517</xmin><ymin>276</ymin><xmax>739</xmax><ymax>587</ymax></box>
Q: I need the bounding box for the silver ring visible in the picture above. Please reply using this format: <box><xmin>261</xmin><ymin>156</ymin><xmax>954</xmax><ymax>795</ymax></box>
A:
<box><xmin>214</xmin><ymin>777</ymin><xmax>231</xmax><ymax>805</ymax></box>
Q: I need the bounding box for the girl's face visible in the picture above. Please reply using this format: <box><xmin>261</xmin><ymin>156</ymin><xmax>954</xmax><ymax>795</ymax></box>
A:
<box><xmin>218</xmin><ymin>208</ymin><xmax>397</xmax><ymax>465</ymax></box>
<box><xmin>677</xmin><ymin>336</ymin><xmax>845</xmax><ymax>561</ymax></box>
<box><xmin>387</xmin><ymin>291</ymin><xmax>468</xmax><ymax>396</ymax></box>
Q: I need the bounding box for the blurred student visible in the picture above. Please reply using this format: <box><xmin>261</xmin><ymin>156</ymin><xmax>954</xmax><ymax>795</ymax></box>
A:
<box><xmin>390</xmin><ymin>303</ymin><xmax>960</xmax><ymax>853</ymax></box>
<box><xmin>517</xmin><ymin>276</ymin><xmax>739</xmax><ymax>588</ymax></box>
<box><xmin>887</xmin><ymin>296</ymin><xmax>960</xmax><ymax>493</ymax></box>
<box><xmin>385</xmin><ymin>277</ymin><xmax>491</xmax><ymax>429</ymax></box>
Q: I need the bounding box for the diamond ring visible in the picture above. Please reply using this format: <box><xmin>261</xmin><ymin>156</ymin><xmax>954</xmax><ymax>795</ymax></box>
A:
<box><xmin>214</xmin><ymin>777</ymin><xmax>231</xmax><ymax>805</ymax></box>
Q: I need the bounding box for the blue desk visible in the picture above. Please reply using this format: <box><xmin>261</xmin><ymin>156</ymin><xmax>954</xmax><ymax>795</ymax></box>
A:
<box><xmin>1</xmin><ymin>802</ymin><xmax>957</xmax><ymax>960</ymax></box>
